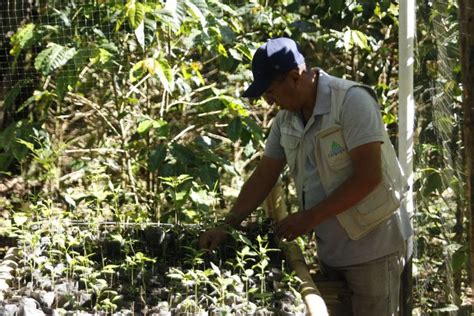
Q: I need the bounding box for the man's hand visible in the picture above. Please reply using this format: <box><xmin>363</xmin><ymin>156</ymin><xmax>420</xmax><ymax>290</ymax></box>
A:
<box><xmin>199</xmin><ymin>226</ymin><xmax>228</xmax><ymax>251</ymax></box>
<box><xmin>276</xmin><ymin>142</ymin><xmax>384</xmax><ymax>242</ymax></box>
<box><xmin>275</xmin><ymin>210</ymin><xmax>316</xmax><ymax>241</ymax></box>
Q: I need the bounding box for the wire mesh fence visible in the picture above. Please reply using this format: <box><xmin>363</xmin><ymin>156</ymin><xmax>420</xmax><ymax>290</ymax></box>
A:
<box><xmin>0</xmin><ymin>0</ymin><xmax>129</xmax><ymax>130</ymax></box>
<box><xmin>1</xmin><ymin>0</ymin><xmax>36</xmax><ymax>116</ymax></box>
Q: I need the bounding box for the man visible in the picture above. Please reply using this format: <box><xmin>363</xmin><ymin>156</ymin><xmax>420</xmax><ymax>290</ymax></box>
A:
<box><xmin>199</xmin><ymin>37</ymin><xmax>413</xmax><ymax>316</ymax></box>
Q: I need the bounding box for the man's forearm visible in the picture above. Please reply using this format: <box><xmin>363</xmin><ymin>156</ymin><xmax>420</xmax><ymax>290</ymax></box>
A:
<box><xmin>225</xmin><ymin>172</ymin><xmax>276</xmax><ymax>227</ymax></box>
<box><xmin>299</xmin><ymin>142</ymin><xmax>384</xmax><ymax>230</ymax></box>
<box><xmin>305</xmin><ymin>171</ymin><xmax>382</xmax><ymax>227</ymax></box>
<box><xmin>224</xmin><ymin>157</ymin><xmax>285</xmax><ymax>228</ymax></box>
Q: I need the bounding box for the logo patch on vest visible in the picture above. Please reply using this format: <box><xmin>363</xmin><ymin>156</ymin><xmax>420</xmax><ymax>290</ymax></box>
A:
<box><xmin>329</xmin><ymin>141</ymin><xmax>346</xmax><ymax>158</ymax></box>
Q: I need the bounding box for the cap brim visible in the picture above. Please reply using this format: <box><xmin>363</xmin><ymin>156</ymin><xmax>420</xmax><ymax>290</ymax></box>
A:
<box><xmin>242</xmin><ymin>78</ymin><xmax>272</xmax><ymax>98</ymax></box>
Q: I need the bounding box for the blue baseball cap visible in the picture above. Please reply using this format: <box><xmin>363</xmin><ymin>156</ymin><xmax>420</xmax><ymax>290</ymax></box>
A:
<box><xmin>242</xmin><ymin>37</ymin><xmax>305</xmax><ymax>98</ymax></box>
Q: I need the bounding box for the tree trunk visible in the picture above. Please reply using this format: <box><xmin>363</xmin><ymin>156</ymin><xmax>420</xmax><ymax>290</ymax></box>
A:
<box><xmin>458</xmin><ymin>0</ymin><xmax>474</xmax><ymax>309</ymax></box>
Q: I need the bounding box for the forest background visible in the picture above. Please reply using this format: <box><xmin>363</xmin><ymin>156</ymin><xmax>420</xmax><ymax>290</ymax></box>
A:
<box><xmin>0</xmin><ymin>0</ymin><xmax>468</xmax><ymax>314</ymax></box>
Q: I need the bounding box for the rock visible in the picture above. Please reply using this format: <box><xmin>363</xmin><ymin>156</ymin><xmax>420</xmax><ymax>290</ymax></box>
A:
<box><xmin>0</xmin><ymin>279</ymin><xmax>10</xmax><ymax>290</ymax></box>
<box><xmin>3</xmin><ymin>304</ymin><xmax>19</xmax><ymax>316</ymax></box>
<box><xmin>17</xmin><ymin>305</ymin><xmax>46</xmax><ymax>316</ymax></box>
<box><xmin>51</xmin><ymin>309</ymin><xmax>74</xmax><ymax>316</ymax></box>
<box><xmin>112</xmin><ymin>311</ymin><xmax>134</xmax><ymax>316</ymax></box>
<box><xmin>0</xmin><ymin>265</ymin><xmax>14</xmax><ymax>273</ymax></box>
<box><xmin>20</xmin><ymin>297</ymin><xmax>40</xmax><ymax>309</ymax></box>
<box><xmin>2</xmin><ymin>259</ymin><xmax>18</xmax><ymax>269</ymax></box>
<box><xmin>54</xmin><ymin>283</ymin><xmax>69</xmax><ymax>292</ymax></box>
<box><xmin>0</xmin><ymin>271</ymin><xmax>14</xmax><ymax>280</ymax></box>
<box><xmin>79</xmin><ymin>292</ymin><xmax>92</xmax><ymax>306</ymax></box>
<box><xmin>40</xmin><ymin>291</ymin><xmax>55</xmax><ymax>308</ymax></box>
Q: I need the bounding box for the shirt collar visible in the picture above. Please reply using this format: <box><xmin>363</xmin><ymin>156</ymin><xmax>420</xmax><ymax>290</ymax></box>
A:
<box><xmin>313</xmin><ymin>68</ymin><xmax>331</xmax><ymax>116</ymax></box>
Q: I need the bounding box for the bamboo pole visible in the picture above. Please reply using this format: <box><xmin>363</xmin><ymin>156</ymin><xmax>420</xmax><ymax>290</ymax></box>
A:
<box><xmin>264</xmin><ymin>182</ymin><xmax>329</xmax><ymax>316</ymax></box>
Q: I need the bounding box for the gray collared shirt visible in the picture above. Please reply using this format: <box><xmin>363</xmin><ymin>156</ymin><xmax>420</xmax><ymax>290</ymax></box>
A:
<box><xmin>264</xmin><ymin>70</ymin><xmax>405</xmax><ymax>267</ymax></box>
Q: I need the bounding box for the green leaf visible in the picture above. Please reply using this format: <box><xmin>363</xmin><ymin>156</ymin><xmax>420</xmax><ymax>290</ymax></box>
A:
<box><xmin>237</xmin><ymin>234</ymin><xmax>253</xmax><ymax>247</ymax></box>
<box><xmin>137</xmin><ymin>118</ymin><xmax>168</xmax><ymax>134</ymax></box>
<box><xmin>64</xmin><ymin>194</ymin><xmax>76</xmax><ymax>208</ymax></box>
<box><xmin>351</xmin><ymin>30</ymin><xmax>370</xmax><ymax>50</ymax></box>
<box><xmin>217</xmin><ymin>43</ymin><xmax>228</xmax><ymax>57</ymax></box>
<box><xmin>137</xmin><ymin>119</ymin><xmax>155</xmax><ymax>134</ymax></box>
<box><xmin>226</xmin><ymin>117</ymin><xmax>242</xmax><ymax>142</ymax></box>
<box><xmin>186</xmin><ymin>0</ymin><xmax>207</xmax><ymax>28</ymax></box>
<box><xmin>452</xmin><ymin>247</ymin><xmax>467</xmax><ymax>272</ymax></box>
<box><xmin>135</xmin><ymin>19</ymin><xmax>146</xmax><ymax>49</ymax></box>
<box><xmin>208</xmin><ymin>0</ymin><xmax>237</xmax><ymax>16</ymax></box>
<box><xmin>235</xmin><ymin>44</ymin><xmax>252</xmax><ymax>62</ymax></box>
<box><xmin>4</xmin><ymin>80</ymin><xmax>33</xmax><ymax>111</ymax></box>
<box><xmin>16</xmin><ymin>139</ymin><xmax>34</xmax><ymax>152</ymax></box>
<box><xmin>130</xmin><ymin>60</ymin><xmax>147</xmax><ymax>82</ymax></box>
<box><xmin>34</xmin><ymin>43</ymin><xmax>77</xmax><ymax>76</ymax></box>
<box><xmin>156</xmin><ymin>59</ymin><xmax>174</xmax><ymax>93</ymax></box>
<box><xmin>130</xmin><ymin>58</ymin><xmax>174</xmax><ymax>92</ymax></box>
<box><xmin>56</xmin><ymin>62</ymin><xmax>81</xmax><ymax>101</ymax></box>
<box><xmin>190</xmin><ymin>189</ymin><xmax>215</xmax><ymax>206</ymax></box>
<box><xmin>210</xmin><ymin>261</ymin><xmax>221</xmax><ymax>276</ymax></box>
<box><xmin>0</xmin><ymin>154</ymin><xmax>14</xmax><ymax>172</ymax></box>
<box><xmin>220</xmin><ymin>96</ymin><xmax>248</xmax><ymax>117</ymax></box>
<box><xmin>228</xmin><ymin>48</ymin><xmax>242</xmax><ymax>61</ymax></box>
<box><xmin>243</xmin><ymin>117</ymin><xmax>263</xmax><ymax>142</ymax></box>
<box><xmin>90</xmin><ymin>48</ymin><xmax>113</xmax><ymax>66</ymax></box>
<box><xmin>148</xmin><ymin>144</ymin><xmax>167</xmax><ymax>172</ymax></box>
<box><xmin>0</xmin><ymin>123</ymin><xmax>16</xmax><ymax>150</ymax></box>
<box><xmin>167</xmin><ymin>273</ymin><xmax>184</xmax><ymax>279</ymax></box>
<box><xmin>13</xmin><ymin>213</ymin><xmax>28</xmax><ymax>226</ymax></box>
<box><xmin>126</xmin><ymin>0</ymin><xmax>146</xmax><ymax>30</ymax></box>
<box><xmin>330</xmin><ymin>0</ymin><xmax>345</xmax><ymax>13</ymax></box>
<box><xmin>10</xmin><ymin>23</ymin><xmax>36</xmax><ymax>58</ymax></box>
<box><xmin>423</xmin><ymin>171</ymin><xmax>443</xmax><ymax>196</ymax></box>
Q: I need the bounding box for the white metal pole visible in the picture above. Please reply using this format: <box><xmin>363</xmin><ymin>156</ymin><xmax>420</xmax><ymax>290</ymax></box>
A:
<box><xmin>398</xmin><ymin>2</ymin><xmax>415</xmax><ymax>312</ymax></box>
<box><xmin>398</xmin><ymin>0</ymin><xmax>415</xmax><ymax>244</ymax></box>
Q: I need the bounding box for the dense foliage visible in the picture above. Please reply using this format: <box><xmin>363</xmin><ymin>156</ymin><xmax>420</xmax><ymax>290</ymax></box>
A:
<box><xmin>0</xmin><ymin>0</ymin><xmax>469</xmax><ymax>314</ymax></box>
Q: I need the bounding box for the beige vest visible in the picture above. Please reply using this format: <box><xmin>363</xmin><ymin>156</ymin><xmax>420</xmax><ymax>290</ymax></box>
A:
<box><xmin>313</xmin><ymin>76</ymin><xmax>407</xmax><ymax>240</ymax></box>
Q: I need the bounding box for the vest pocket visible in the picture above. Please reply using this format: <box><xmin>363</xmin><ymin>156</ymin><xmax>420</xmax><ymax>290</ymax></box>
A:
<box><xmin>337</xmin><ymin>183</ymin><xmax>400</xmax><ymax>239</ymax></box>
<box><xmin>280</xmin><ymin>134</ymin><xmax>299</xmax><ymax>173</ymax></box>
<box><xmin>319</xmin><ymin>125</ymin><xmax>351</xmax><ymax>170</ymax></box>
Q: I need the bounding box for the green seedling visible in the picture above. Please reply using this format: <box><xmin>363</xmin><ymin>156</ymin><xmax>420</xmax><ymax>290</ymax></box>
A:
<box><xmin>251</xmin><ymin>235</ymin><xmax>279</xmax><ymax>307</ymax></box>
<box><xmin>234</xmin><ymin>245</ymin><xmax>257</xmax><ymax>304</ymax></box>
<box><xmin>207</xmin><ymin>262</ymin><xmax>242</xmax><ymax>308</ymax></box>
<box><xmin>159</xmin><ymin>175</ymin><xmax>193</xmax><ymax>224</ymax></box>
<box><xmin>167</xmin><ymin>266</ymin><xmax>214</xmax><ymax>310</ymax></box>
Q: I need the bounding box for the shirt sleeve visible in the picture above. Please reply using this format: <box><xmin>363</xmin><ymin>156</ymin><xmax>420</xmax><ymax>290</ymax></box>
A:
<box><xmin>341</xmin><ymin>87</ymin><xmax>385</xmax><ymax>151</ymax></box>
<box><xmin>263</xmin><ymin>113</ymin><xmax>286</xmax><ymax>160</ymax></box>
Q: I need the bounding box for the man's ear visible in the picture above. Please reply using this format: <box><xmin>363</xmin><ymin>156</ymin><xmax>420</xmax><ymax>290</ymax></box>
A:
<box><xmin>287</xmin><ymin>69</ymin><xmax>301</xmax><ymax>84</ymax></box>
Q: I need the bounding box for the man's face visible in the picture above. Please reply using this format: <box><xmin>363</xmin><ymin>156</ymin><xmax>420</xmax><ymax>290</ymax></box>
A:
<box><xmin>263</xmin><ymin>71</ymin><xmax>301</xmax><ymax>112</ymax></box>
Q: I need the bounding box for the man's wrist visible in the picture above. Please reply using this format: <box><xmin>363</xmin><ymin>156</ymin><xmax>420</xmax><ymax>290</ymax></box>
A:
<box><xmin>224</xmin><ymin>212</ymin><xmax>242</xmax><ymax>228</ymax></box>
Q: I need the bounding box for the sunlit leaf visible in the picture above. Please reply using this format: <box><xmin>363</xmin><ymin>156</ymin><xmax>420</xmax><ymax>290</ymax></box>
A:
<box><xmin>10</xmin><ymin>23</ymin><xmax>36</xmax><ymax>69</ymax></box>
<box><xmin>156</xmin><ymin>58</ymin><xmax>174</xmax><ymax>93</ymax></box>
<box><xmin>126</xmin><ymin>0</ymin><xmax>146</xmax><ymax>30</ymax></box>
<box><xmin>13</xmin><ymin>213</ymin><xmax>28</xmax><ymax>226</ymax></box>
<box><xmin>217</xmin><ymin>43</ymin><xmax>228</xmax><ymax>57</ymax></box>
<box><xmin>351</xmin><ymin>30</ymin><xmax>370</xmax><ymax>50</ymax></box>
<box><xmin>34</xmin><ymin>43</ymin><xmax>77</xmax><ymax>76</ymax></box>
<box><xmin>186</xmin><ymin>0</ymin><xmax>207</xmax><ymax>28</ymax></box>
<box><xmin>135</xmin><ymin>19</ymin><xmax>146</xmax><ymax>49</ymax></box>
